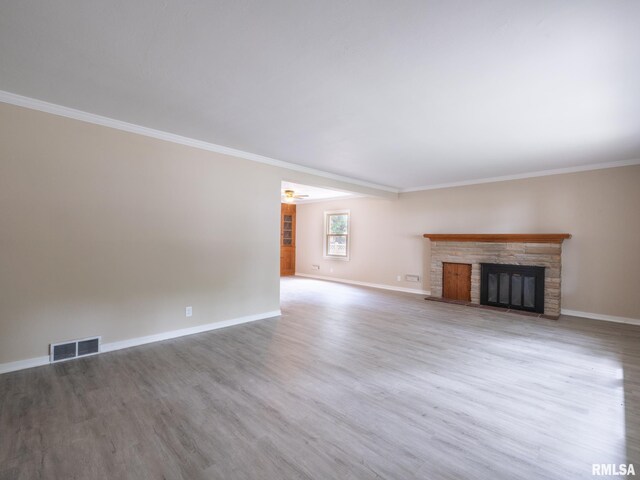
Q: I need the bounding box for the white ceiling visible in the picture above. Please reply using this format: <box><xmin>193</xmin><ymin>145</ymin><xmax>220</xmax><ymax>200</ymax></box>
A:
<box><xmin>281</xmin><ymin>181</ymin><xmax>354</xmax><ymax>203</ymax></box>
<box><xmin>1</xmin><ymin>1</ymin><xmax>639</xmax><ymax>190</ymax></box>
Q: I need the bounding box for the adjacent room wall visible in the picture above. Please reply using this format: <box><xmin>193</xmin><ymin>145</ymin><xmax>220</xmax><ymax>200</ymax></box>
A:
<box><xmin>296</xmin><ymin>165</ymin><xmax>640</xmax><ymax>320</ymax></box>
<box><xmin>0</xmin><ymin>102</ymin><xmax>288</xmax><ymax>366</ymax></box>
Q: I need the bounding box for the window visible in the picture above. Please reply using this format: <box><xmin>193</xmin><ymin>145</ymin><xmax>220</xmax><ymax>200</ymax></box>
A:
<box><xmin>324</xmin><ymin>210</ymin><xmax>350</xmax><ymax>260</ymax></box>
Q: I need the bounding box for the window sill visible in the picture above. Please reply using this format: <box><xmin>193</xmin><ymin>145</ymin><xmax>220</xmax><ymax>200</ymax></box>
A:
<box><xmin>323</xmin><ymin>255</ymin><xmax>350</xmax><ymax>262</ymax></box>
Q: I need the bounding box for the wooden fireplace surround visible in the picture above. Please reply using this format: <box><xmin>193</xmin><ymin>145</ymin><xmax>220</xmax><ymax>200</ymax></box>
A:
<box><xmin>423</xmin><ymin>233</ymin><xmax>571</xmax><ymax>243</ymax></box>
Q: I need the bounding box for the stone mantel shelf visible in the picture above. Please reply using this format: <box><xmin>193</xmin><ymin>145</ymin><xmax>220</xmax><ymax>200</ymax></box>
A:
<box><xmin>422</xmin><ymin>234</ymin><xmax>571</xmax><ymax>244</ymax></box>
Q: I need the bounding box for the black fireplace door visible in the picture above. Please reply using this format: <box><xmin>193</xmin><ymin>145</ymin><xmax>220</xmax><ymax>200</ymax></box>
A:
<box><xmin>480</xmin><ymin>263</ymin><xmax>545</xmax><ymax>313</ymax></box>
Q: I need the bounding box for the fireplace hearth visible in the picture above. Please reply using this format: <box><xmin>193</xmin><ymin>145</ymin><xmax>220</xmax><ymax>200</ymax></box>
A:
<box><xmin>480</xmin><ymin>263</ymin><xmax>545</xmax><ymax>313</ymax></box>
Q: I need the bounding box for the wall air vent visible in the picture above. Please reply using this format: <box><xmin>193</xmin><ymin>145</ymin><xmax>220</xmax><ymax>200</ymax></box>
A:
<box><xmin>78</xmin><ymin>338</ymin><xmax>99</xmax><ymax>356</ymax></box>
<box><xmin>52</xmin><ymin>342</ymin><xmax>76</xmax><ymax>362</ymax></box>
<box><xmin>50</xmin><ymin>336</ymin><xmax>101</xmax><ymax>363</ymax></box>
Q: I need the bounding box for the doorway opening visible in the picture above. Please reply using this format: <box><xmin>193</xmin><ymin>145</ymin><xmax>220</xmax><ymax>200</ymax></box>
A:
<box><xmin>279</xmin><ymin>181</ymin><xmax>355</xmax><ymax>277</ymax></box>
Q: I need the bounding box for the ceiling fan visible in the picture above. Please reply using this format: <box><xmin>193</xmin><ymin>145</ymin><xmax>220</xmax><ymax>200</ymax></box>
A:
<box><xmin>282</xmin><ymin>189</ymin><xmax>309</xmax><ymax>202</ymax></box>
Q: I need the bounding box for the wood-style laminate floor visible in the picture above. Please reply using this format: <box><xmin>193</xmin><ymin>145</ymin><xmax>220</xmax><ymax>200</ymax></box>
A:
<box><xmin>1</xmin><ymin>277</ymin><xmax>639</xmax><ymax>479</ymax></box>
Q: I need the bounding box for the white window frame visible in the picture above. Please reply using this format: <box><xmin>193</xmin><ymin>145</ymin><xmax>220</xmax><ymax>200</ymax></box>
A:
<box><xmin>324</xmin><ymin>209</ymin><xmax>350</xmax><ymax>261</ymax></box>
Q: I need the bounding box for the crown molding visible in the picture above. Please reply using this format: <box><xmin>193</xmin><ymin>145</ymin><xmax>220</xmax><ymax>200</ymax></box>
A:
<box><xmin>401</xmin><ymin>158</ymin><xmax>640</xmax><ymax>193</ymax></box>
<box><xmin>0</xmin><ymin>90</ymin><xmax>398</xmax><ymax>193</ymax></box>
<box><xmin>3</xmin><ymin>90</ymin><xmax>638</xmax><ymax>195</ymax></box>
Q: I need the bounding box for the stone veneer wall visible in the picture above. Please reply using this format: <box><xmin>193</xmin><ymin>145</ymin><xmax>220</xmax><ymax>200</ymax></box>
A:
<box><xmin>430</xmin><ymin>242</ymin><xmax>562</xmax><ymax>317</ymax></box>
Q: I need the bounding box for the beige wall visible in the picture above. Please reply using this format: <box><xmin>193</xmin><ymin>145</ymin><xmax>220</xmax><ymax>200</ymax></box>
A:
<box><xmin>2</xmin><ymin>99</ymin><xmax>639</xmax><ymax>367</ymax></box>
<box><xmin>296</xmin><ymin>165</ymin><xmax>640</xmax><ymax>320</ymax></box>
<box><xmin>0</xmin><ymin>103</ymin><xmax>288</xmax><ymax>365</ymax></box>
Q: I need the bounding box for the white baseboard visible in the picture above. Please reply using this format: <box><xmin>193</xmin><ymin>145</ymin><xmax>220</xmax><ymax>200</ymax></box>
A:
<box><xmin>100</xmin><ymin>310</ymin><xmax>281</xmax><ymax>353</ymax></box>
<box><xmin>295</xmin><ymin>273</ymin><xmax>430</xmax><ymax>295</ymax></box>
<box><xmin>0</xmin><ymin>310</ymin><xmax>281</xmax><ymax>375</ymax></box>
<box><xmin>561</xmin><ymin>309</ymin><xmax>640</xmax><ymax>326</ymax></box>
<box><xmin>295</xmin><ymin>274</ymin><xmax>640</xmax><ymax>327</ymax></box>
<box><xmin>3</xmin><ymin>305</ymin><xmax>636</xmax><ymax>375</ymax></box>
<box><xmin>0</xmin><ymin>355</ymin><xmax>51</xmax><ymax>375</ymax></box>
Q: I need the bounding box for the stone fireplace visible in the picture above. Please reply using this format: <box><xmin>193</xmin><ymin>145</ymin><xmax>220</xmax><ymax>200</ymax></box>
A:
<box><xmin>423</xmin><ymin>234</ymin><xmax>571</xmax><ymax>318</ymax></box>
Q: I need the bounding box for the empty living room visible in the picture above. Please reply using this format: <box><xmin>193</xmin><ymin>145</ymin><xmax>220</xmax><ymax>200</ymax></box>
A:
<box><xmin>1</xmin><ymin>1</ymin><xmax>640</xmax><ymax>479</ymax></box>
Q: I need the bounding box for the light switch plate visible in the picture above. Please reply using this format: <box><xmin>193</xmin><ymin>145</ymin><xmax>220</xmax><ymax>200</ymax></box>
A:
<box><xmin>186</xmin><ymin>306</ymin><xmax>193</xmax><ymax>317</ymax></box>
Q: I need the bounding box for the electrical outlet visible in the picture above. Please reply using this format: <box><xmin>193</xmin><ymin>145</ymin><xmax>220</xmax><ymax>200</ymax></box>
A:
<box><xmin>396</xmin><ymin>275</ymin><xmax>402</xmax><ymax>281</ymax></box>
<box><xmin>186</xmin><ymin>306</ymin><xmax>193</xmax><ymax>317</ymax></box>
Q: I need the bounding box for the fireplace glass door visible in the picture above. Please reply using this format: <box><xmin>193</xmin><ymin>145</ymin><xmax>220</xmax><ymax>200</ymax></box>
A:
<box><xmin>481</xmin><ymin>264</ymin><xmax>545</xmax><ymax>313</ymax></box>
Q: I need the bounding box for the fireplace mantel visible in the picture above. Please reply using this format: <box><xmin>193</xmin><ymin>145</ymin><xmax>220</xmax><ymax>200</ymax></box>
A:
<box><xmin>423</xmin><ymin>233</ymin><xmax>571</xmax><ymax>244</ymax></box>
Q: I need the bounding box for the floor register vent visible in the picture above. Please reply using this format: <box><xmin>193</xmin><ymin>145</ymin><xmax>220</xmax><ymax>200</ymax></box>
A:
<box><xmin>50</xmin><ymin>337</ymin><xmax>101</xmax><ymax>363</ymax></box>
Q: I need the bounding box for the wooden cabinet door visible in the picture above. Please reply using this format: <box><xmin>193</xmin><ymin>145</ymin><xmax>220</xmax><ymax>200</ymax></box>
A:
<box><xmin>456</xmin><ymin>263</ymin><xmax>471</xmax><ymax>301</ymax></box>
<box><xmin>280</xmin><ymin>204</ymin><xmax>296</xmax><ymax>276</ymax></box>
<box><xmin>280</xmin><ymin>246</ymin><xmax>295</xmax><ymax>276</ymax></box>
<box><xmin>442</xmin><ymin>263</ymin><xmax>458</xmax><ymax>300</ymax></box>
<box><xmin>442</xmin><ymin>263</ymin><xmax>471</xmax><ymax>301</ymax></box>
